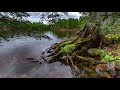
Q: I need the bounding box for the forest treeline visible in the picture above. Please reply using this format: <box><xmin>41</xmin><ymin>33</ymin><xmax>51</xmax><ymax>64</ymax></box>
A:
<box><xmin>0</xmin><ymin>17</ymin><xmax>85</xmax><ymax>37</ymax></box>
<box><xmin>0</xmin><ymin>17</ymin><xmax>84</xmax><ymax>31</ymax></box>
<box><xmin>1</xmin><ymin>12</ymin><xmax>120</xmax><ymax>37</ymax></box>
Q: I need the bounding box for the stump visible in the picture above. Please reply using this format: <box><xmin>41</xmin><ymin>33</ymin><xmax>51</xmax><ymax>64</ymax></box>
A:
<box><xmin>43</xmin><ymin>25</ymin><xmax>116</xmax><ymax>78</ymax></box>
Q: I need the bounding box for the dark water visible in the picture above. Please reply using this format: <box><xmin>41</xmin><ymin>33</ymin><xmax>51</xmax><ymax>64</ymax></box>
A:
<box><xmin>0</xmin><ymin>31</ymin><xmax>77</xmax><ymax>78</ymax></box>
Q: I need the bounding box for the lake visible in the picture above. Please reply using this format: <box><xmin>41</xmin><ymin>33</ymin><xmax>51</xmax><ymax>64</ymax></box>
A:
<box><xmin>0</xmin><ymin>30</ymin><xmax>77</xmax><ymax>78</ymax></box>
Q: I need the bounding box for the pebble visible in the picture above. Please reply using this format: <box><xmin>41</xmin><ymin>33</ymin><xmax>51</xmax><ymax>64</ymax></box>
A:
<box><xmin>105</xmin><ymin>62</ymin><xmax>115</xmax><ymax>71</ymax></box>
<box><xmin>105</xmin><ymin>62</ymin><xmax>116</xmax><ymax>77</ymax></box>
<box><xmin>61</xmin><ymin>56</ymin><xmax>68</xmax><ymax>59</ymax></box>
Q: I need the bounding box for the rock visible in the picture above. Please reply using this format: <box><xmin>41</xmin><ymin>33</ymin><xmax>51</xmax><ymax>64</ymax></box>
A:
<box><xmin>95</xmin><ymin>67</ymin><xmax>101</xmax><ymax>74</ymax></box>
<box><xmin>110</xmin><ymin>69</ymin><xmax>116</xmax><ymax>77</ymax></box>
<box><xmin>61</xmin><ymin>56</ymin><xmax>68</xmax><ymax>59</ymax></box>
<box><xmin>105</xmin><ymin>62</ymin><xmax>116</xmax><ymax>77</ymax></box>
<box><xmin>71</xmin><ymin>65</ymin><xmax>82</xmax><ymax>78</ymax></box>
<box><xmin>105</xmin><ymin>62</ymin><xmax>115</xmax><ymax>71</ymax></box>
<box><xmin>115</xmin><ymin>71</ymin><xmax>120</xmax><ymax>78</ymax></box>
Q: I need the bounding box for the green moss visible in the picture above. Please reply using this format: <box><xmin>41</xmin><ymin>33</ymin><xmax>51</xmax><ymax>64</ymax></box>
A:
<box><xmin>56</xmin><ymin>40</ymin><xmax>73</xmax><ymax>51</ymax></box>
<box><xmin>99</xmin><ymin>50</ymin><xmax>107</xmax><ymax>58</ymax></box>
<box><xmin>88</xmin><ymin>48</ymin><xmax>100</xmax><ymax>56</ymax></box>
<box><xmin>76</xmin><ymin>55</ymin><xmax>86</xmax><ymax>60</ymax></box>
<box><xmin>105</xmin><ymin>34</ymin><xmax>120</xmax><ymax>43</ymax></box>
<box><xmin>75</xmin><ymin>38</ymin><xmax>90</xmax><ymax>45</ymax></box>
<box><xmin>103</xmin><ymin>54</ymin><xmax>113</xmax><ymax>61</ymax></box>
<box><xmin>101</xmin><ymin>51</ymin><xmax>120</xmax><ymax>62</ymax></box>
<box><xmin>60</xmin><ymin>44</ymin><xmax>76</xmax><ymax>54</ymax></box>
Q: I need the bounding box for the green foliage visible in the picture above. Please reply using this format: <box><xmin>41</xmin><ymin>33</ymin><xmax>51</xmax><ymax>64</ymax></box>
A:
<box><xmin>0</xmin><ymin>12</ymin><xmax>30</xmax><ymax>22</ymax></box>
<box><xmin>99</xmin><ymin>50</ymin><xmax>120</xmax><ymax>62</ymax></box>
<box><xmin>100</xmin><ymin>19</ymin><xmax>120</xmax><ymax>34</ymax></box>
<box><xmin>80</xmin><ymin>12</ymin><xmax>120</xmax><ymax>26</ymax></box>
<box><xmin>80</xmin><ymin>12</ymin><xmax>120</xmax><ymax>33</ymax></box>
<box><xmin>88</xmin><ymin>48</ymin><xmax>120</xmax><ymax>62</ymax></box>
<box><xmin>51</xmin><ymin>18</ymin><xmax>82</xmax><ymax>30</ymax></box>
<box><xmin>78</xmin><ymin>16</ymin><xmax>88</xmax><ymax>29</ymax></box>
<box><xmin>67</xmin><ymin>18</ymin><xmax>80</xmax><ymax>29</ymax></box>
<box><xmin>0</xmin><ymin>18</ymin><xmax>50</xmax><ymax>37</ymax></box>
<box><xmin>0</xmin><ymin>30</ymin><xmax>13</xmax><ymax>38</ymax></box>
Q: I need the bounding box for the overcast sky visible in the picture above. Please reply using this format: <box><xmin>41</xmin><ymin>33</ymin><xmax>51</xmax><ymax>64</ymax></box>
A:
<box><xmin>27</xmin><ymin>12</ymin><xmax>81</xmax><ymax>24</ymax></box>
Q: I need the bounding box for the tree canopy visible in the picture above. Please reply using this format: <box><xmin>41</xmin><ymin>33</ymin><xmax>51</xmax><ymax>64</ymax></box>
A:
<box><xmin>79</xmin><ymin>12</ymin><xmax>120</xmax><ymax>26</ymax></box>
<box><xmin>0</xmin><ymin>12</ymin><xmax>68</xmax><ymax>23</ymax></box>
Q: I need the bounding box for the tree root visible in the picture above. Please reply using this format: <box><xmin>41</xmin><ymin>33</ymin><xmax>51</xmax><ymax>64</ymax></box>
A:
<box><xmin>43</xmin><ymin>25</ymin><xmax>120</xmax><ymax>78</ymax></box>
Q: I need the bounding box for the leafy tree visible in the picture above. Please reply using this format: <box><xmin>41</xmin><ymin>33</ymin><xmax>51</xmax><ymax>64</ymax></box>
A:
<box><xmin>0</xmin><ymin>12</ymin><xmax>30</xmax><ymax>21</ymax></box>
<box><xmin>79</xmin><ymin>12</ymin><xmax>120</xmax><ymax>27</ymax></box>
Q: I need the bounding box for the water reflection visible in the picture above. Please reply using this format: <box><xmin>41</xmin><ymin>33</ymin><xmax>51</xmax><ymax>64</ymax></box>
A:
<box><xmin>0</xmin><ymin>30</ymin><xmax>76</xmax><ymax>78</ymax></box>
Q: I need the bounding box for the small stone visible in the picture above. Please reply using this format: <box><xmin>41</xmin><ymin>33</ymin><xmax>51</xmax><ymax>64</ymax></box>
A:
<box><xmin>105</xmin><ymin>62</ymin><xmax>115</xmax><ymax>71</ymax></box>
<box><xmin>95</xmin><ymin>67</ymin><xmax>100</xmax><ymax>74</ymax></box>
<box><xmin>61</xmin><ymin>56</ymin><xmax>68</xmax><ymax>59</ymax></box>
<box><xmin>110</xmin><ymin>69</ymin><xmax>116</xmax><ymax>77</ymax></box>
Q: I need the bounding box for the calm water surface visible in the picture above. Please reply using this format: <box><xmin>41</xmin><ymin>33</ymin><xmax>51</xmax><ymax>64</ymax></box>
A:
<box><xmin>0</xmin><ymin>31</ymin><xmax>76</xmax><ymax>78</ymax></box>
